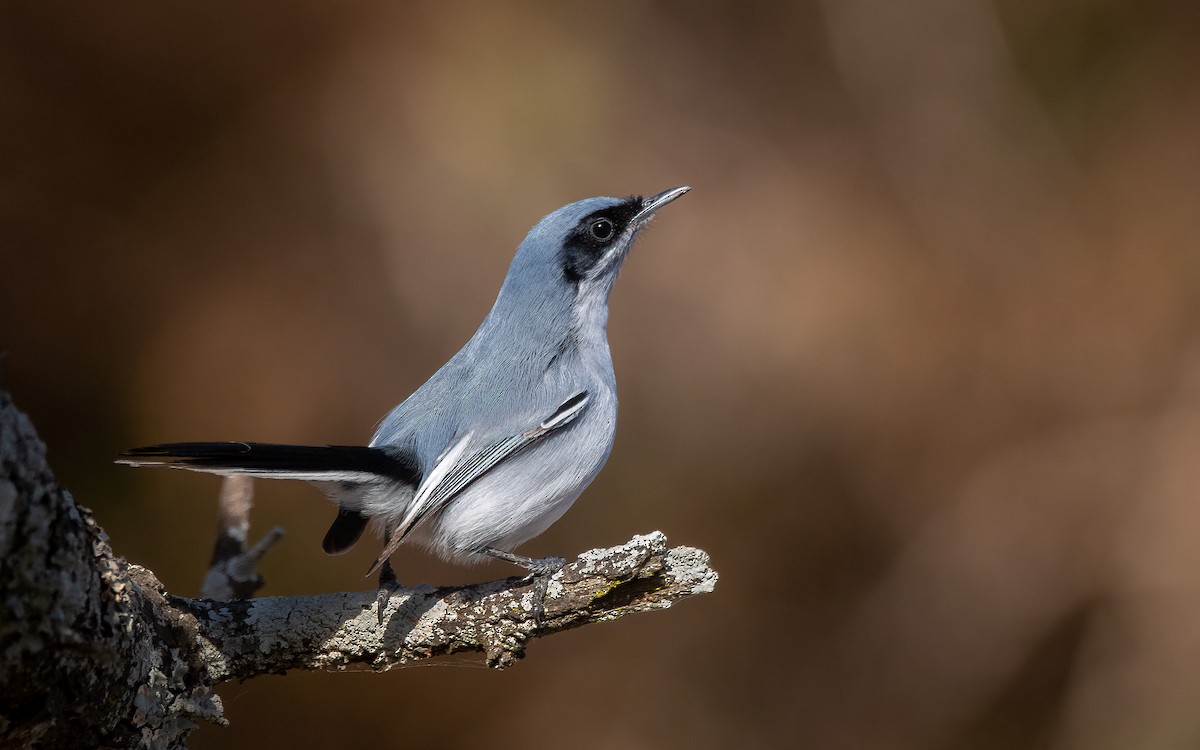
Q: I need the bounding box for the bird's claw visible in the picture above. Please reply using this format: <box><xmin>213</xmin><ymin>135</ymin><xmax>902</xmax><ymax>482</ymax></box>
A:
<box><xmin>375</xmin><ymin>561</ymin><xmax>402</xmax><ymax>626</ymax></box>
<box><xmin>521</xmin><ymin>556</ymin><xmax>565</xmax><ymax>627</ymax></box>
<box><xmin>521</xmin><ymin>555</ymin><xmax>566</xmax><ymax>580</ymax></box>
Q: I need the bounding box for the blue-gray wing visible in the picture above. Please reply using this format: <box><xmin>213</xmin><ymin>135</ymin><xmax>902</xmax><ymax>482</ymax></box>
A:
<box><xmin>366</xmin><ymin>390</ymin><xmax>589</xmax><ymax>573</ymax></box>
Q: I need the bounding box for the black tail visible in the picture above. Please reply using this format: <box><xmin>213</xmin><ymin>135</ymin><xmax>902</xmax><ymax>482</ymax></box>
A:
<box><xmin>118</xmin><ymin>442</ymin><xmax>419</xmax><ymax>486</ymax></box>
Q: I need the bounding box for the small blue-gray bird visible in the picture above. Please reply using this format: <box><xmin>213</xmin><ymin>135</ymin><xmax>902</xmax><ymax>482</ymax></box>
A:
<box><xmin>121</xmin><ymin>186</ymin><xmax>689</xmax><ymax>594</ymax></box>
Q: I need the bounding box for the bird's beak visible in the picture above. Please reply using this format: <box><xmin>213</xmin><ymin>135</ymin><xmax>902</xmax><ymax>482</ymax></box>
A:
<box><xmin>634</xmin><ymin>185</ymin><xmax>691</xmax><ymax>223</ymax></box>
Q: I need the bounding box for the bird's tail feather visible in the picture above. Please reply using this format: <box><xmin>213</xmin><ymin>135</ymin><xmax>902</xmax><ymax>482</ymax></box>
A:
<box><xmin>118</xmin><ymin>442</ymin><xmax>419</xmax><ymax>485</ymax></box>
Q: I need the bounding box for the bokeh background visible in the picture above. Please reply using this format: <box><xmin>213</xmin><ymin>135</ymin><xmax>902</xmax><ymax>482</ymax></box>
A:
<box><xmin>3</xmin><ymin>1</ymin><xmax>1200</xmax><ymax>748</ymax></box>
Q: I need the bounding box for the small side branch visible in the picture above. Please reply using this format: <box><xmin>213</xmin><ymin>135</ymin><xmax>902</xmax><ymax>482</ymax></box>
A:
<box><xmin>201</xmin><ymin>475</ymin><xmax>283</xmax><ymax>600</ymax></box>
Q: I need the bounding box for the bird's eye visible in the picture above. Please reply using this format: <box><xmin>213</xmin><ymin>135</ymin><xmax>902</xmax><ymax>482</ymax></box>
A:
<box><xmin>590</xmin><ymin>218</ymin><xmax>614</xmax><ymax>241</ymax></box>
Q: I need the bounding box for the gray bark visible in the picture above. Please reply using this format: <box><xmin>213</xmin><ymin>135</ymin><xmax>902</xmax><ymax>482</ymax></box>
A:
<box><xmin>0</xmin><ymin>390</ymin><xmax>717</xmax><ymax>749</ymax></box>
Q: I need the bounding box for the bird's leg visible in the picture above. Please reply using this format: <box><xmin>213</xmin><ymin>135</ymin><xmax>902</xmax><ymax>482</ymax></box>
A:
<box><xmin>374</xmin><ymin>530</ymin><xmax>403</xmax><ymax>626</ymax></box>
<box><xmin>480</xmin><ymin>547</ymin><xmax>566</xmax><ymax>625</ymax></box>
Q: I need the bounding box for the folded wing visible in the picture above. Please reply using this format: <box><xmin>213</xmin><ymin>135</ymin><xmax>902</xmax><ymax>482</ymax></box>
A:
<box><xmin>366</xmin><ymin>390</ymin><xmax>590</xmax><ymax>573</ymax></box>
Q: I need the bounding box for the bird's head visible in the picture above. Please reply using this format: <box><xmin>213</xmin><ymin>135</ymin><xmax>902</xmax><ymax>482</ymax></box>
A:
<box><xmin>497</xmin><ymin>187</ymin><xmax>690</xmax><ymax>321</ymax></box>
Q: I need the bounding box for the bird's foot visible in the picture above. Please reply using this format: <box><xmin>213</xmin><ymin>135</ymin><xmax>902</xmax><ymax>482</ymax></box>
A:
<box><xmin>521</xmin><ymin>555</ymin><xmax>567</xmax><ymax>579</ymax></box>
<box><xmin>479</xmin><ymin>548</ymin><xmax>566</xmax><ymax>627</ymax></box>
<box><xmin>524</xmin><ymin>562</ymin><xmax>564</xmax><ymax>626</ymax></box>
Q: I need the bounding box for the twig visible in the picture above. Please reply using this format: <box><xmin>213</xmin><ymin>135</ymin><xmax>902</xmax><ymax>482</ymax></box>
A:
<box><xmin>200</xmin><ymin>475</ymin><xmax>284</xmax><ymax>599</ymax></box>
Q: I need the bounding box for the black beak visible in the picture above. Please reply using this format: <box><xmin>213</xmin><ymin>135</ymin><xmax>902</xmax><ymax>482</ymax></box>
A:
<box><xmin>634</xmin><ymin>186</ymin><xmax>691</xmax><ymax>223</ymax></box>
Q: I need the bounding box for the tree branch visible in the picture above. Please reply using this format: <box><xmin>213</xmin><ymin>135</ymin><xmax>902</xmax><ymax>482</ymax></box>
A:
<box><xmin>0</xmin><ymin>389</ymin><xmax>717</xmax><ymax>749</ymax></box>
<box><xmin>177</xmin><ymin>531</ymin><xmax>713</xmax><ymax>678</ymax></box>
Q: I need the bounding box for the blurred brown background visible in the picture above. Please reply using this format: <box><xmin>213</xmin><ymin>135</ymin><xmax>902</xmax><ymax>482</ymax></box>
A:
<box><xmin>3</xmin><ymin>1</ymin><xmax>1199</xmax><ymax>748</ymax></box>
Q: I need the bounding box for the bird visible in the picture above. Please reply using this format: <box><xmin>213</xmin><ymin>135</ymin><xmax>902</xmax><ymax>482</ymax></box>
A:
<box><xmin>120</xmin><ymin>186</ymin><xmax>690</xmax><ymax>608</ymax></box>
